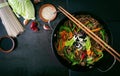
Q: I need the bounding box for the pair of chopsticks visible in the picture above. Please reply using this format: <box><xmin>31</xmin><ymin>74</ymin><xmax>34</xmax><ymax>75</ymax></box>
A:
<box><xmin>57</xmin><ymin>6</ymin><xmax>120</xmax><ymax>62</ymax></box>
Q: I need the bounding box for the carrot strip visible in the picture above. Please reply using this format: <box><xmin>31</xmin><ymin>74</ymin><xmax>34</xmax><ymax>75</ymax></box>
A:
<box><xmin>87</xmin><ymin>50</ymin><xmax>92</xmax><ymax>56</ymax></box>
<box><xmin>57</xmin><ymin>41</ymin><xmax>61</xmax><ymax>51</ymax></box>
<box><xmin>75</xmin><ymin>50</ymin><xmax>79</xmax><ymax>56</ymax></box>
<box><xmin>68</xmin><ymin>32</ymin><xmax>73</xmax><ymax>39</ymax></box>
<box><xmin>62</xmin><ymin>41</ymin><xmax>65</xmax><ymax>50</ymax></box>
<box><xmin>91</xmin><ymin>27</ymin><xmax>101</xmax><ymax>32</ymax></box>
<box><xmin>57</xmin><ymin>39</ymin><xmax>65</xmax><ymax>51</ymax></box>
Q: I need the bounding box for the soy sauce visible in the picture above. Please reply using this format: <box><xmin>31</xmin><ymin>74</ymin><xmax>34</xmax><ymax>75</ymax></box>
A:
<box><xmin>0</xmin><ymin>37</ymin><xmax>13</xmax><ymax>51</ymax></box>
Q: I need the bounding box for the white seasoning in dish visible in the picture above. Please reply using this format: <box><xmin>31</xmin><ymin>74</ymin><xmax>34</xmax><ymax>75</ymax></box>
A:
<box><xmin>41</xmin><ymin>6</ymin><xmax>56</xmax><ymax>20</ymax></box>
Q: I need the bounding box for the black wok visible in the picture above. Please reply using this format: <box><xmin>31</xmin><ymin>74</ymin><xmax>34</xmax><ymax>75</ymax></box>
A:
<box><xmin>51</xmin><ymin>12</ymin><xmax>114</xmax><ymax>72</ymax></box>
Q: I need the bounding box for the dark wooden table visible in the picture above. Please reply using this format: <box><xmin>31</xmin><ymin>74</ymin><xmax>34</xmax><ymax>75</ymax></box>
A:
<box><xmin>0</xmin><ymin>0</ymin><xmax>120</xmax><ymax>76</ymax></box>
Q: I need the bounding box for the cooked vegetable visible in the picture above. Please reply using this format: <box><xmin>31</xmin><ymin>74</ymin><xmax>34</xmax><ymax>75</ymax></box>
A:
<box><xmin>100</xmin><ymin>29</ymin><xmax>105</xmax><ymax>40</ymax></box>
<box><xmin>60</xmin><ymin>25</ymin><xmax>71</xmax><ymax>32</ymax></box>
<box><xmin>55</xmin><ymin>15</ymin><xmax>108</xmax><ymax>67</ymax></box>
<box><xmin>57</xmin><ymin>39</ymin><xmax>65</xmax><ymax>51</ymax></box>
<box><xmin>8</xmin><ymin>0</ymin><xmax>35</xmax><ymax>20</ymax></box>
<box><xmin>92</xmin><ymin>27</ymin><xmax>101</xmax><ymax>32</ymax></box>
<box><xmin>64</xmin><ymin>47</ymin><xmax>79</xmax><ymax>65</ymax></box>
<box><xmin>65</xmin><ymin>36</ymin><xmax>76</xmax><ymax>47</ymax></box>
<box><xmin>85</xmin><ymin>36</ymin><xmax>91</xmax><ymax>51</ymax></box>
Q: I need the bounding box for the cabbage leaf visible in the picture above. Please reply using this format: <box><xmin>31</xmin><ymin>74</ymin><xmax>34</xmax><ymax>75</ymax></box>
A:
<box><xmin>8</xmin><ymin>0</ymin><xmax>35</xmax><ymax>20</ymax></box>
<box><xmin>65</xmin><ymin>36</ymin><xmax>76</xmax><ymax>47</ymax></box>
<box><xmin>85</xmin><ymin>36</ymin><xmax>91</xmax><ymax>51</ymax></box>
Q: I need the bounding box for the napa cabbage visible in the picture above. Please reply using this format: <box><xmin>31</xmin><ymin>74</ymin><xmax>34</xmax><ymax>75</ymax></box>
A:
<box><xmin>8</xmin><ymin>0</ymin><xmax>35</xmax><ymax>20</ymax></box>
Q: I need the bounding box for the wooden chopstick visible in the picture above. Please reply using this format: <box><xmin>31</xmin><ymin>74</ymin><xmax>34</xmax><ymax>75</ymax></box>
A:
<box><xmin>58</xmin><ymin>6</ymin><xmax>120</xmax><ymax>57</ymax></box>
<box><xmin>58</xmin><ymin>6</ymin><xmax>120</xmax><ymax>62</ymax></box>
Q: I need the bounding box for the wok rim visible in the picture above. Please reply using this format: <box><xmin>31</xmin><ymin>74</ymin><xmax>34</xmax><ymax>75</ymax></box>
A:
<box><xmin>51</xmin><ymin>12</ymin><xmax>113</xmax><ymax>71</ymax></box>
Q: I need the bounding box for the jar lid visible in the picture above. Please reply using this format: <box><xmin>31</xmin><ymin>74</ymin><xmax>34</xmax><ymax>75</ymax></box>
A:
<box><xmin>39</xmin><ymin>4</ymin><xmax>57</xmax><ymax>22</ymax></box>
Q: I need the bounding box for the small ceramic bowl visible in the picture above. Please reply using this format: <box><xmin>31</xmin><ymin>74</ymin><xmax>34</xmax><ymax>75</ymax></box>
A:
<box><xmin>39</xmin><ymin>4</ymin><xmax>57</xmax><ymax>22</ymax></box>
<box><xmin>0</xmin><ymin>36</ymin><xmax>15</xmax><ymax>53</ymax></box>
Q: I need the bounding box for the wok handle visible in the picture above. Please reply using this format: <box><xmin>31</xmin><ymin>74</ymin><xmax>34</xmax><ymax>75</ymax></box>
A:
<box><xmin>97</xmin><ymin>56</ymin><xmax>116</xmax><ymax>72</ymax></box>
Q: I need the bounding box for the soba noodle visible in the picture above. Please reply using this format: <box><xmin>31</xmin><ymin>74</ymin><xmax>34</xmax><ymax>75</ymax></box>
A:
<box><xmin>55</xmin><ymin>14</ymin><xmax>108</xmax><ymax>66</ymax></box>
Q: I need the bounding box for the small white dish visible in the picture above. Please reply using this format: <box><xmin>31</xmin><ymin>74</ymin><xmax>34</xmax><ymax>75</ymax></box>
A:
<box><xmin>39</xmin><ymin>4</ymin><xmax>57</xmax><ymax>22</ymax></box>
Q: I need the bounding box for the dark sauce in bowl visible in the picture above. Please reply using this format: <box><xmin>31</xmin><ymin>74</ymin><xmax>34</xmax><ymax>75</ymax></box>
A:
<box><xmin>0</xmin><ymin>36</ymin><xmax>15</xmax><ymax>53</ymax></box>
